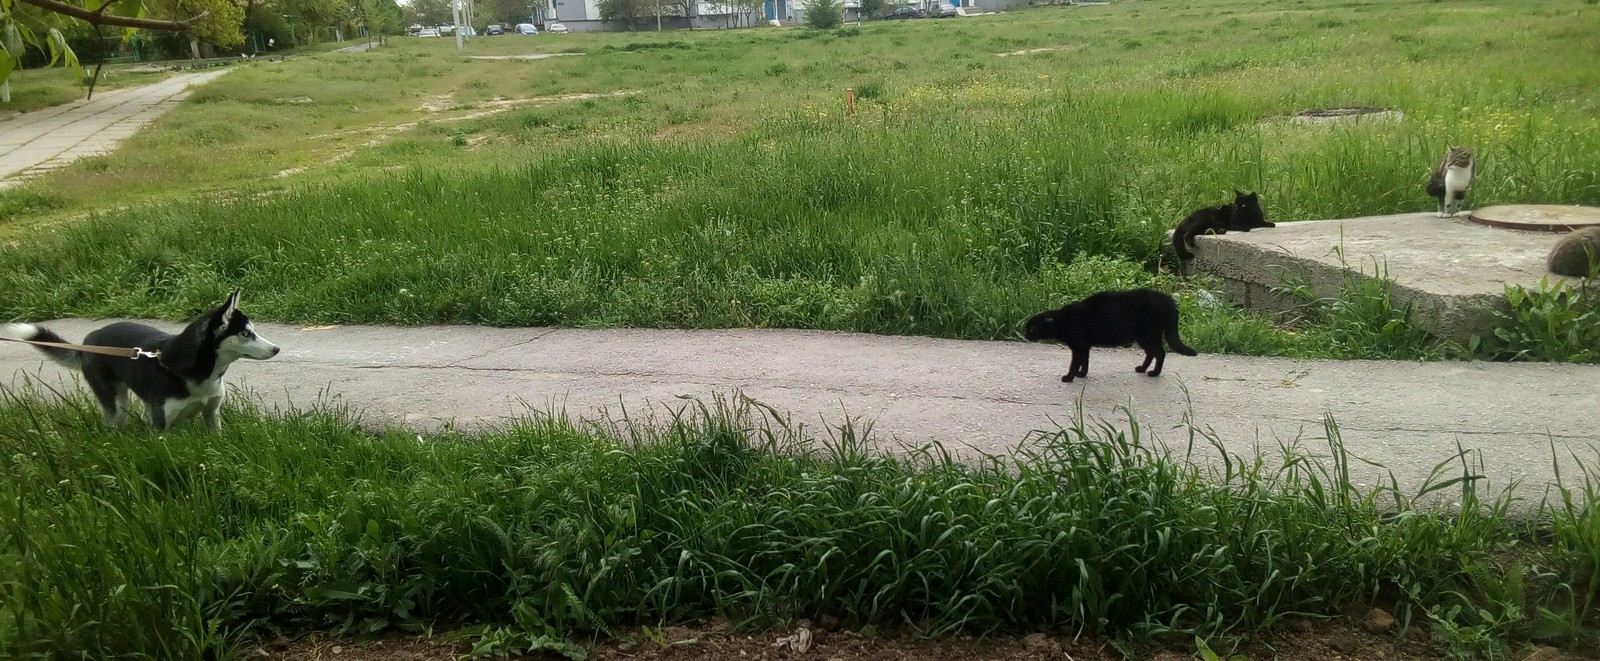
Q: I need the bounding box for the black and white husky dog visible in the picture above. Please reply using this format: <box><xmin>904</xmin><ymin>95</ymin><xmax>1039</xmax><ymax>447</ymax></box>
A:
<box><xmin>0</xmin><ymin>289</ymin><xmax>280</xmax><ymax>431</ymax></box>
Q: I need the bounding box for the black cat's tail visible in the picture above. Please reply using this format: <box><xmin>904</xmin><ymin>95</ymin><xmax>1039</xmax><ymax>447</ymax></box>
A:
<box><xmin>1164</xmin><ymin>311</ymin><xmax>1198</xmax><ymax>357</ymax></box>
<box><xmin>1172</xmin><ymin>228</ymin><xmax>1195</xmax><ymax>260</ymax></box>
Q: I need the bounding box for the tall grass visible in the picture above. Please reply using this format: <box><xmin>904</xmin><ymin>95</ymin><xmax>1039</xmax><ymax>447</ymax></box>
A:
<box><xmin>1</xmin><ymin>0</ymin><xmax>1598</xmax><ymax>361</ymax></box>
<box><xmin>0</xmin><ymin>99</ymin><xmax>1593</xmax><ymax>349</ymax></box>
<box><xmin>1</xmin><ymin>389</ymin><xmax>1596</xmax><ymax>658</ymax></box>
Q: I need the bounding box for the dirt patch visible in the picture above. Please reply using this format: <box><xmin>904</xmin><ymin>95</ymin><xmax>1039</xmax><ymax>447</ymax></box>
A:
<box><xmin>1287</xmin><ymin>106</ymin><xmax>1405</xmax><ymax>125</ymax></box>
<box><xmin>416</xmin><ymin>94</ymin><xmax>456</xmax><ymax>113</ymax></box>
<box><xmin>448</xmin><ymin>91</ymin><xmax>636</xmax><ymax>119</ymax></box>
<box><xmin>996</xmin><ymin>46</ymin><xmax>1072</xmax><ymax>57</ymax></box>
<box><xmin>469</xmin><ymin>53</ymin><xmax>584</xmax><ymax>61</ymax></box>
<box><xmin>274</xmin><ymin>90</ymin><xmax>635</xmax><ymax>179</ymax></box>
<box><xmin>256</xmin><ymin>617</ymin><xmax>1457</xmax><ymax>661</ymax></box>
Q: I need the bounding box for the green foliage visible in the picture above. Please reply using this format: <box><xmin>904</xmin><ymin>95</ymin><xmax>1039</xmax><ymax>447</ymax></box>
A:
<box><xmin>597</xmin><ymin>0</ymin><xmax>649</xmax><ymax>29</ymax></box>
<box><xmin>1478</xmin><ymin>280</ymin><xmax>1600</xmax><ymax>363</ymax></box>
<box><xmin>1272</xmin><ymin>257</ymin><xmax>1443</xmax><ymax>361</ymax></box>
<box><xmin>0</xmin><ymin>0</ymin><xmax>83</xmax><ymax>87</ymax></box>
<box><xmin>857</xmin><ymin>0</ymin><xmax>885</xmax><ymax>19</ymax></box>
<box><xmin>803</xmin><ymin>0</ymin><xmax>842</xmax><ymax>29</ymax></box>
<box><xmin>401</xmin><ymin>0</ymin><xmax>452</xmax><ymax>26</ymax></box>
<box><xmin>0</xmin><ymin>394</ymin><xmax>1596</xmax><ymax>657</ymax></box>
<box><xmin>359</xmin><ymin>0</ymin><xmax>405</xmax><ymax>38</ymax></box>
<box><xmin>148</xmin><ymin>0</ymin><xmax>247</xmax><ymax>46</ymax></box>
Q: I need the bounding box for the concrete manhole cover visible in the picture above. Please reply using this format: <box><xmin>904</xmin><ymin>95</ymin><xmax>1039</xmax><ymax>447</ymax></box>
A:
<box><xmin>1469</xmin><ymin>204</ymin><xmax>1600</xmax><ymax>232</ymax></box>
<box><xmin>1288</xmin><ymin>106</ymin><xmax>1404</xmax><ymax>125</ymax></box>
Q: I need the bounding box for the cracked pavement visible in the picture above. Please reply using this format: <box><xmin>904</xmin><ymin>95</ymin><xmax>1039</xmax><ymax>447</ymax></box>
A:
<box><xmin>2</xmin><ymin>319</ymin><xmax>1597</xmax><ymax>498</ymax></box>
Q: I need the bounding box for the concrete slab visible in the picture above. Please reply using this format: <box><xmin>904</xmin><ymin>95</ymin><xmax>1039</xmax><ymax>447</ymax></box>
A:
<box><xmin>2</xmin><ymin>319</ymin><xmax>1596</xmax><ymax>503</ymax></box>
<box><xmin>1179</xmin><ymin>211</ymin><xmax>1586</xmax><ymax>344</ymax></box>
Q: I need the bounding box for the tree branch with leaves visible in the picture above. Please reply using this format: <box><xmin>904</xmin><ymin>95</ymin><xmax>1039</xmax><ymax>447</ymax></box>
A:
<box><xmin>1</xmin><ymin>0</ymin><xmax>222</xmax><ymax>94</ymax></box>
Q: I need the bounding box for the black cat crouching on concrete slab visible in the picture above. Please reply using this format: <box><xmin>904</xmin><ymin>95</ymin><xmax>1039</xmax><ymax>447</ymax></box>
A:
<box><xmin>1023</xmin><ymin>288</ymin><xmax>1198</xmax><ymax>383</ymax></box>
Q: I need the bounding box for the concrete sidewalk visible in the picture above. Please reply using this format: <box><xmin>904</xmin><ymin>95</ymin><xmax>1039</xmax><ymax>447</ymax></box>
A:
<box><xmin>0</xmin><ymin>70</ymin><xmax>231</xmax><ymax>189</ymax></box>
<box><xmin>2</xmin><ymin>319</ymin><xmax>1596</xmax><ymax>498</ymax></box>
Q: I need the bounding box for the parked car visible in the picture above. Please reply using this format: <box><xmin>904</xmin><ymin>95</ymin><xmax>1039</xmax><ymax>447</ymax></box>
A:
<box><xmin>546</xmin><ymin>22</ymin><xmax>569</xmax><ymax>33</ymax></box>
<box><xmin>408</xmin><ymin>24</ymin><xmax>423</xmax><ymax>35</ymax></box>
<box><xmin>418</xmin><ymin>27</ymin><xmax>440</xmax><ymax>37</ymax></box>
<box><xmin>485</xmin><ymin>23</ymin><xmax>504</xmax><ymax>35</ymax></box>
<box><xmin>930</xmin><ymin>4</ymin><xmax>957</xmax><ymax>17</ymax></box>
<box><xmin>885</xmin><ymin>7</ymin><xmax>916</xmax><ymax>19</ymax></box>
<box><xmin>515</xmin><ymin>23</ymin><xmax>538</xmax><ymax>34</ymax></box>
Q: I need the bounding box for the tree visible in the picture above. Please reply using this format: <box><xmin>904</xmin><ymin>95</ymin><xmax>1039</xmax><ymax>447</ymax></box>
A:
<box><xmin>2</xmin><ymin>0</ymin><xmax>213</xmax><ymax>94</ymax></box>
<box><xmin>857</xmin><ymin>0</ymin><xmax>882</xmax><ymax>19</ymax></box>
<box><xmin>802</xmin><ymin>0</ymin><xmax>839</xmax><ymax>28</ymax></box>
<box><xmin>730</xmin><ymin>0</ymin><xmax>760</xmax><ymax>26</ymax></box>
<box><xmin>402</xmin><ymin>0</ymin><xmax>451</xmax><ymax>25</ymax></box>
<box><xmin>357</xmin><ymin>0</ymin><xmax>400</xmax><ymax>43</ymax></box>
<box><xmin>596</xmin><ymin>0</ymin><xmax>644</xmax><ymax>30</ymax></box>
<box><xmin>481</xmin><ymin>0</ymin><xmax>528</xmax><ymax>26</ymax></box>
<box><xmin>647</xmin><ymin>0</ymin><xmax>671</xmax><ymax>31</ymax></box>
<box><xmin>150</xmin><ymin>0</ymin><xmax>245</xmax><ymax>45</ymax></box>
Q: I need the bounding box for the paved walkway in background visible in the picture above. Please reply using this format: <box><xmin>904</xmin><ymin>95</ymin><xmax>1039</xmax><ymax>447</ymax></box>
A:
<box><xmin>0</xmin><ymin>70</ymin><xmax>232</xmax><ymax>189</ymax></box>
<box><xmin>3</xmin><ymin>320</ymin><xmax>1597</xmax><ymax>499</ymax></box>
<box><xmin>334</xmin><ymin>42</ymin><xmax>381</xmax><ymax>53</ymax></box>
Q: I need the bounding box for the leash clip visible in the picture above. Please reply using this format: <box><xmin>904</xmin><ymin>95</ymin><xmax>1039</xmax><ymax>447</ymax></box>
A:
<box><xmin>132</xmin><ymin>348</ymin><xmax>162</xmax><ymax>360</ymax></box>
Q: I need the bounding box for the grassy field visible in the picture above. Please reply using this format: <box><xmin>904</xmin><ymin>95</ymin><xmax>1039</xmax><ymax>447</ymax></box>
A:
<box><xmin>2</xmin><ymin>6</ymin><xmax>1599</xmax><ymax>655</ymax></box>
<box><xmin>0</xmin><ymin>391</ymin><xmax>1596</xmax><ymax>659</ymax></box>
<box><xmin>1</xmin><ymin>0</ymin><xmax>1598</xmax><ymax>360</ymax></box>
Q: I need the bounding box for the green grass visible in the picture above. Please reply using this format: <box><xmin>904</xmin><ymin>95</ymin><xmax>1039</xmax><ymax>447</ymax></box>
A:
<box><xmin>2</xmin><ymin>0</ymin><xmax>1599</xmax><ymax>360</ymax></box>
<box><xmin>0</xmin><ymin>390</ymin><xmax>1596</xmax><ymax>659</ymax></box>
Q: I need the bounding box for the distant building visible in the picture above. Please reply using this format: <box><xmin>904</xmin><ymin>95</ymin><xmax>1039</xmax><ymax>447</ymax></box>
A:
<box><xmin>541</xmin><ymin>0</ymin><xmax>1021</xmax><ymax>31</ymax></box>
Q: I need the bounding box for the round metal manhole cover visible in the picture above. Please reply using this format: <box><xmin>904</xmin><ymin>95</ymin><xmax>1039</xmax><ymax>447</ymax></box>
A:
<box><xmin>1468</xmin><ymin>205</ymin><xmax>1600</xmax><ymax>232</ymax></box>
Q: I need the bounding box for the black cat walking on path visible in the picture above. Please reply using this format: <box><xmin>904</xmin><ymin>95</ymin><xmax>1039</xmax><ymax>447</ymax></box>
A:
<box><xmin>1024</xmin><ymin>288</ymin><xmax>1198</xmax><ymax>383</ymax></box>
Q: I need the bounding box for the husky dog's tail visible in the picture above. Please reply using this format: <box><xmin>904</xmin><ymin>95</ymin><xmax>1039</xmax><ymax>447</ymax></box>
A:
<box><xmin>1164</xmin><ymin>311</ymin><xmax>1199</xmax><ymax>357</ymax></box>
<box><xmin>0</xmin><ymin>323</ymin><xmax>84</xmax><ymax>368</ymax></box>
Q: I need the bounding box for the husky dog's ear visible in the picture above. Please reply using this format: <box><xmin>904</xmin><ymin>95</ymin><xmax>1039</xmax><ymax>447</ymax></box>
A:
<box><xmin>211</xmin><ymin>288</ymin><xmax>242</xmax><ymax>337</ymax></box>
<box><xmin>221</xmin><ymin>288</ymin><xmax>241</xmax><ymax>319</ymax></box>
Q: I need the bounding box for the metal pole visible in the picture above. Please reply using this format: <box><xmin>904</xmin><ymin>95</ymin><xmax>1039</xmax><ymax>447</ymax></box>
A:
<box><xmin>453</xmin><ymin>0</ymin><xmax>465</xmax><ymax>48</ymax></box>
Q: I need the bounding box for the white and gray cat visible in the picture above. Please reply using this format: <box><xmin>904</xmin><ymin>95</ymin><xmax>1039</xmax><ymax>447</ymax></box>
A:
<box><xmin>1426</xmin><ymin>146</ymin><xmax>1475</xmax><ymax>218</ymax></box>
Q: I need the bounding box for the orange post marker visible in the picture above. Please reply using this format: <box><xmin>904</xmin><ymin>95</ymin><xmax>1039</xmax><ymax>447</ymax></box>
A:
<box><xmin>846</xmin><ymin>87</ymin><xmax>856</xmax><ymax>115</ymax></box>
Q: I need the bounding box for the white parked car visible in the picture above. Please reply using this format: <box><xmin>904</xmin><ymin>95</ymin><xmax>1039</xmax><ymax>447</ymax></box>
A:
<box><xmin>546</xmin><ymin>22</ymin><xmax>569</xmax><ymax>33</ymax></box>
<box><xmin>515</xmin><ymin>23</ymin><xmax>538</xmax><ymax>34</ymax></box>
<box><xmin>418</xmin><ymin>27</ymin><xmax>440</xmax><ymax>37</ymax></box>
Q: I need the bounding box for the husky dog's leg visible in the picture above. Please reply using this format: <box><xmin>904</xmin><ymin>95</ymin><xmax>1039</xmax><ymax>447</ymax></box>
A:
<box><xmin>163</xmin><ymin>399</ymin><xmax>204</xmax><ymax>429</ymax></box>
<box><xmin>110</xmin><ymin>387</ymin><xmax>130</xmax><ymax>427</ymax></box>
<box><xmin>84</xmin><ymin>369</ymin><xmax>128</xmax><ymax>427</ymax></box>
<box><xmin>147</xmin><ymin>401</ymin><xmax>170</xmax><ymax>431</ymax></box>
<box><xmin>203</xmin><ymin>397</ymin><xmax>224</xmax><ymax>431</ymax></box>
